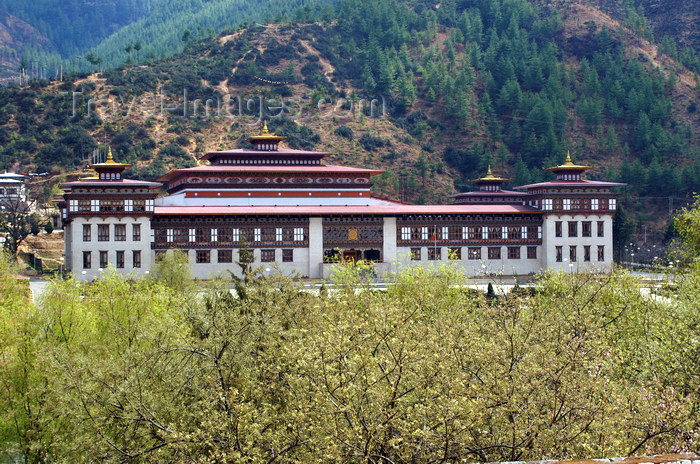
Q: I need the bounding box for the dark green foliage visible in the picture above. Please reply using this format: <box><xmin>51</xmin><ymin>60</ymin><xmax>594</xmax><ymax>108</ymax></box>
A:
<box><xmin>359</xmin><ymin>133</ymin><xmax>388</xmax><ymax>152</ymax></box>
<box><xmin>159</xmin><ymin>143</ymin><xmax>193</xmax><ymax>168</ymax></box>
<box><xmin>334</xmin><ymin>125</ymin><xmax>353</xmax><ymax>140</ymax></box>
<box><xmin>266</xmin><ymin>118</ymin><xmax>320</xmax><ymax>150</ymax></box>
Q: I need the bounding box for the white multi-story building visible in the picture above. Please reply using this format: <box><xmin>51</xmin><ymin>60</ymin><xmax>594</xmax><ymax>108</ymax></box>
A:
<box><xmin>57</xmin><ymin>124</ymin><xmax>623</xmax><ymax>281</ymax></box>
<box><xmin>0</xmin><ymin>172</ymin><xmax>26</xmax><ymax>205</ymax></box>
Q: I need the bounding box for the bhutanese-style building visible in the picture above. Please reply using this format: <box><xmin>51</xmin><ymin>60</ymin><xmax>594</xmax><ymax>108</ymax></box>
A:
<box><xmin>57</xmin><ymin>124</ymin><xmax>624</xmax><ymax>281</ymax></box>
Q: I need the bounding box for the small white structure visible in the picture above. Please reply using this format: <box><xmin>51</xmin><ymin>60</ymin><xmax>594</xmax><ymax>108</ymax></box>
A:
<box><xmin>0</xmin><ymin>172</ymin><xmax>27</xmax><ymax>205</ymax></box>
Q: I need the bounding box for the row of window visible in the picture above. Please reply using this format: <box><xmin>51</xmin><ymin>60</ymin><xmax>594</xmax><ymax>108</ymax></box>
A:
<box><xmin>191</xmin><ymin>249</ymin><xmax>295</xmax><ymax>264</ymax></box>
<box><xmin>157</xmin><ymin>227</ymin><xmax>307</xmax><ymax>244</ymax></box>
<box><xmin>84</xmin><ymin>224</ymin><xmax>141</xmax><ymax>242</ymax></box>
<box><xmin>399</xmin><ymin>225</ymin><xmax>542</xmax><ymax>242</ymax></box>
<box><xmin>83</xmin><ymin>250</ymin><xmax>141</xmax><ymax>269</ymax></box>
<box><xmin>555</xmin><ymin>220</ymin><xmax>604</xmax><ymax>238</ymax></box>
<box><xmin>69</xmin><ymin>199</ymin><xmax>154</xmax><ymax>213</ymax></box>
<box><xmin>555</xmin><ymin>245</ymin><xmax>605</xmax><ymax>262</ymax></box>
<box><xmin>540</xmin><ymin>198</ymin><xmax>616</xmax><ymax>211</ymax></box>
<box><xmin>409</xmin><ymin>246</ymin><xmax>539</xmax><ymax>261</ymax></box>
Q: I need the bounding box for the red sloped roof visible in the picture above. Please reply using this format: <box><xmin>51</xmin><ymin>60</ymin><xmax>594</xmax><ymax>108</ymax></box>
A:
<box><xmin>60</xmin><ymin>179</ymin><xmax>162</xmax><ymax>189</ymax></box>
<box><xmin>157</xmin><ymin>165</ymin><xmax>384</xmax><ymax>182</ymax></box>
<box><xmin>200</xmin><ymin>148</ymin><xmax>330</xmax><ymax>160</ymax></box>
<box><xmin>154</xmin><ymin>204</ymin><xmax>541</xmax><ymax>216</ymax></box>
<box><xmin>515</xmin><ymin>180</ymin><xmax>625</xmax><ymax>190</ymax></box>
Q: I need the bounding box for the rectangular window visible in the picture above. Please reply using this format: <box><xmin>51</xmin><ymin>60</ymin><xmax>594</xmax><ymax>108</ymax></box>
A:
<box><xmin>488</xmin><ymin>226</ymin><xmax>502</xmax><ymax>240</ymax></box>
<box><xmin>527</xmin><ymin>246</ymin><xmax>537</xmax><ymax>259</ymax></box>
<box><xmin>542</xmin><ymin>199</ymin><xmax>553</xmax><ymax>210</ymax></box>
<box><xmin>196</xmin><ymin>250</ymin><xmax>210</xmax><ymax>264</ymax></box>
<box><xmin>508</xmin><ymin>247</ymin><xmax>520</xmax><ymax>259</ymax></box>
<box><xmin>570</xmin><ymin>245</ymin><xmax>577</xmax><ymax>262</ymax></box>
<box><xmin>462</xmin><ymin>227</ymin><xmax>469</xmax><ymax>240</ymax></box>
<box><xmin>468</xmin><ymin>226</ymin><xmax>482</xmax><ymax>240</ymax></box>
<box><xmin>597</xmin><ymin>221</ymin><xmax>604</xmax><ymax>237</ymax></box>
<box><xmin>195</xmin><ymin>228</ymin><xmax>208</xmax><ymax>243</ymax></box>
<box><xmin>115</xmin><ymin>224</ymin><xmax>126</xmax><ymax>241</ymax></box>
<box><xmin>582</xmin><ymin>221</ymin><xmax>591</xmax><ymax>237</ymax></box>
<box><xmin>167</xmin><ymin>229</ymin><xmax>174</xmax><ymax>243</ymax></box>
<box><xmin>282</xmin><ymin>249</ymin><xmax>294</xmax><ymax>262</ymax></box>
<box><xmin>441</xmin><ymin>226</ymin><xmax>449</xmax><ymax>240</ymax></box>
<box><xmin>133</xmin><ymin>250</ymin><xmax>141</xmax><ymax>268</ymax></box>
<box><xmin>275</xmin><ymin>227</ymin><xmax>283</xmax><ymax>242</ymax></box>
<box><xmin>488</xmin><ymin>247</ymin><xmax>501</xmax><ymax>260</ymax></box>
<box><xmin>508</xmin><ymin>226</ymin><xmax>521</xmax><ymax>240</ymax></box>
<box><xmin>83</xmin><ymin>251</ymin><xmax>91</xmax><ymax>269</ymax></box>
<box><xmin>83</xmin><ymin>224</ymin><xmax>91</xmax><ymax>241</ymax></box>
<box><xmin>211</xmin><ymin>228</ymin><xmax>218</xmax><ymax>243</ymax></box>
<box><xmin>421</xmin><ymin>227</ymin><xmax>429</xmax><ymax>241</ymax></box>
<box><xmin>527</xmin><ymin>226</ymin><xmax>538</xmax><ymax>240</ymax></box>
<box><xmin>124</xmin><ymin>199</ymin><xmax>133</xmax><ymax>212</ymax></box>
<box><xmin>428</xmin><ymin>247</ymin><xmax>441</xmax><ymax>261</ymax></box>
<box><xmin>132</xmin><ymin>224</ymin><xmax>141</xmax><ymax>241</ymax></box>
<box><xmin>555</xmin><ymin>221</ymin><xmax>562</xmax><ymax>237</ymax></box>
<box><xmin>410</xmin><ymin>248</ymin><xmax>421</xmax><ymax>261</ymax></box>
<box><xmin>598</xmin><ymin>245</ymin><xmax>605</xmax><ymax>262</ymax></box>
<box><xmin>189</xmin><ymin>228</ymin><xmax>196</xmax><ymax>243</ymax></box>
<box><xmin>98</xmin><ymin>224</ymin><xmax>109</xmax><ymax>241</ymax></box>
<box><xmin>261</xmin><ymin>249</ymin><xmax>275</xmax><ymax>262</ymax></box>
<box><xmin>448</xmin><ymin>247</ymin><xmax>461</xmax><ymax>260</ymax></box>
<box><xmin>610</xmin><ymin>199</ymin><xmax>617</xmax><ymax>210</ymax></box>
<box><xmin>91</xmin><ymin>199</ymin><xmax>99</xmax><ymax>212</ymax></box>
<box><xmin>254</xmin><ymin>228</ymin><xmax>261</xmax><ymax>242</ymax></box>
<box><xmin>591</xmin><ymin>198</ymin><xmax>599</xmax><ymax>210</ymax></box>
<box><xmin>218</xmin><ymin>249</ymin><xmax>233</xmax><ymax>263</ymax></box>
<box><xmin>468</xmin><ymin>247</ymin><xmax>481</xmax><ymax>260</ymax></box>
<box><xmin>116</xmin><ymin>251</ymin><xmax>125</xmax><ymax>269</ymax></box>
<box><xmin>99</xmin><ymin>250</ymin><xmax>108</xmax><ymax>268</ymax></box>
<box><xmin>232</xmin><ymin>228</ymin><xmax>240</xmax><ymax>242</ymax></box>
<box><xmin>482</xmin><ymin>227</ymin><xmax>488</xmax><ymax>240</ymax></box>
<box><xmin>401</xmin><ymin>227</ymin><xmax>410</xmax><ymax>241</ymax></box>
<box><xmin>293</xmin><ymin>227</ymin><xmax>304</xmax><ymax>241</ymax></box>
<box><xmin>563</xmin><ymin>199</ymin><xmax>571</xmax><ymax>210</ymax></box>
<box><xmin>556</xmin><ymin>246</ymin><xmax>563</xmax><ymax>262</ymax></box>
<box><xmin>584</xmin><ymin>245</ymin><xmax>591</xmax><ymax>262</ymax></box>
<box><xmin>568</xmin><ymin>221</ymin><xmax>578</xmax><ymax>238</ymax></box>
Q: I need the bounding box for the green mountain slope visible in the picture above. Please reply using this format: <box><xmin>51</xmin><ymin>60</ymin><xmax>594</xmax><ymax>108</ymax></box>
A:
<box><xmin>0</xmin><ymin>0</ymin><xmax>156</xmax><ymax>57</ymax></box>
<box><xmin>1</xmin><ymin>0</ymin><xmax>699</xmax><ymax>240</ymax></box>
<box><xmin>85</xmin><ymin>0</ymin><xmax>333</xmax><ymax>70</ymax></box>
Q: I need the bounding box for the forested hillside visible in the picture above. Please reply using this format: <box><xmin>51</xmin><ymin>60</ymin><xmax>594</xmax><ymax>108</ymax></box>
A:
<box><xmin>1</xmin><ymin>0</ymin><xmax>700</xmax><ymax>240</ymax></box>
<box><xmin>0</xmin><ymin>0</ymin><xmax>155</xmax><ymax>57</ymax></box>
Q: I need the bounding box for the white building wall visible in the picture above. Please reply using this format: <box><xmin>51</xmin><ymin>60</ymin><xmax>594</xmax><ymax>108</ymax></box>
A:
<box><xmin>186</xmin><ymin>248</ymin><xmax>311</xmax><ymax>280</ymax></box>
<box><xmin>395</xmin><ymin>246</ymin><xmax>541</xmax><ymax>277</ymax></box>
<box><xmin>308</xmin><ymin>217</ymin><xmax>324</xmax><ymax>278</ymax></box>
<box><xmin>69</xmin><ymin>216</ymin><xmax>154</xmax><ymax>281</ymax></box>
<box><xmin>542</xmin><ymin>214</ymin><xmax>614</xmax><ymax>273</ymax></box>
<box><xmin>382</xmin><ymin>217</ymin><xmax>397</xmax><ymax>270</ymax></box>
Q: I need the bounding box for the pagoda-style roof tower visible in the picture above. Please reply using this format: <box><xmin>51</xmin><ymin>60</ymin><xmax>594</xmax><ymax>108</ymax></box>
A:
<box><xmin>247</xmin><ymin>121</ymin><xmax>286</xmax><ymax>150</ymax></box>
<box><xmin>471</xmin><ymin>165</ymin><xmax>510</xmax><ymax>192</ymax></box>
<box><xmin>450</xmin><ymin>165</ymin><xmax>526</xmax><ymax>205</ymax></box>
<box><xmin>88</xmin><ymin>147</ymin><xmax>132</xmax><ymax>181</ymax></box>
<box><xmin>543</xmin><ymin>151</ymin><xmax>592</xmax><ymax>182</ymax></box>
<box><xmin>156</xmin><ymin>122</ymin><xmax>391</xmax><ymax>207</ymax></box>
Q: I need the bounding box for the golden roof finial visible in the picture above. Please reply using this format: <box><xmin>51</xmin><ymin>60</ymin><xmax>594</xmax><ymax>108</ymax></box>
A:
<box><xmin>487</xmin><ymin>164</ymin><xmax>493</xmax><ymax>176</ymax></box>
<box><xmin>565</xmin><ymin>150</ymin><xmax>572</xmax><ymax>164</ymax></box>
<box><xmin>107</xmin><ymin>146</ymin><xmax>114</xmax><ymax>162</ymax></box>
<box><xmin>262</xmin><ymin>120</ymin><xmax>269</xmax><ymax>135</ymax></box>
